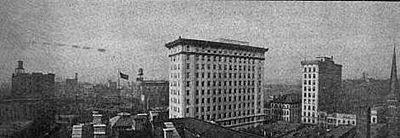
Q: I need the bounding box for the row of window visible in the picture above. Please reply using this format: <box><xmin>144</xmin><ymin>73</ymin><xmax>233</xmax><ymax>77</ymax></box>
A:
<box><xmin>190</xmin><ymin>54</ymin><xmax>262</xmax><ymax>64</ymax></box>
<box><xmin>303</xmin><ymin>86</ymin><xmax>316</xmax><ymax>92</ymax></box>
<box><xmin>303</xmin><ymin>99</ymin><xmax>316</xmax><ymax>104</ymax></box>
<box><xmin>170</xmin><ymin>72</ymin><xmax>180</xmax><ymax>79</ymax></box>
<box><xmin>170</xmin><ymin>55</ymin><xmax>182</xmax><ymax>62</ymax></box>
<box><xmin>190</xmin><ymin>98</ymin><xmax>261</xmax><ymax>106</ymax></box>
<box><xmin>303</xmin><ymin>118</ymin><xmax>316</xmax><ymax>123</ymax></box>
<box><xmin>303</xmin><ymin>105</ymin><xmax>316</xmax><ymax>111</ymax></box>
<box><xmin>170</xmin><ymin>88</ymin><xmax>180</xmax><ymax>96</ymax></box>
<box><xmin>327</xmin><ymin>119</ymin><xmax>356</xmax><ymax>125</ymax></box>
<box><xmin>303</xmin><ymin>92</ymin><xmax>316</xmax><ymax>98</ymax></box>
<box><xmin>181</xmin><ymin>45</ymin><xmax>262</xmax><ymax>58</ymax></box>
<box><xmin>171</xmin><ymin>106</ymin><xmax>180</xmax><ymax>113</ymax></box>
<box><xmin>171</xmin><ymin>63</ymin><xmax>181</xmax><ymax>70</ymax></box>
<box><xmin>187</xmin><ymin>80</ymin><xmax>261</xmax><ymax>87</ymax></box>
<box><xmin>187</xmin><ymin>87</ymin><xmax>261</xmax><ymax>96</ymax></box>
<box><xmin>171</xmin><ymin>97</ymin><xmax>180</xmax><ymax>104</ymax></box>
<box><xmin>191</xmin><ymin>72</ymin><xmax>261</xmax><ymax>80</ymax></box>
<box><xmin>303</xmin><ymin>73</ymin><xmax>316</xmax><ymax>79</ymax></box>
<box><xmin>270</xmin><ymin>103</ymin><xmax>298</xmax><ymax>109</ymax></box>
<box><xmin>303</xmin><ymin>111</ymin><xmax>317</xmax><ymax>117</ymax></box>
<box><xmin>303</xmin><ymin>80</ymin><xmax>316</xmax><ymax>85</ymax></box>
<box><xmin>190</xmin><ymin>108</ymin><xmax>261</xmax><ymax>120</ymax></box>
<box><xmin>302</xmin><ymin>118</ymin><xmax>356</xmax><ymax>125</ymax></box>
<box><xmin>192</xmin><ymin>63</ymin><xmax>261</xmax><ymax>72</ymax></box>
<box><xmin>304</xmin><ymin>67</ymin><xmax>317</xmax><ymax>72</ymax></box>
<box><xmin>192</xmin><ymin>104</ymin><xmax>259</xmax><ymax>113</ymax></box>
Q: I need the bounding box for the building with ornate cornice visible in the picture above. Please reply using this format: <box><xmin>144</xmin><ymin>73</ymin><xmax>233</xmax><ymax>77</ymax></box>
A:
<box><xmin>165</xmin><ymin>37</ymin><xmax>268</xmax><ymax>129</ymax></box>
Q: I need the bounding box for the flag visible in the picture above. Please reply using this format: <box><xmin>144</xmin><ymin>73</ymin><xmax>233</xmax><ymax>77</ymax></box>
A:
<box><xmin>120</xmin><ymin>72</ymin><xmax>129</xmax><ymax>80</ymax></box>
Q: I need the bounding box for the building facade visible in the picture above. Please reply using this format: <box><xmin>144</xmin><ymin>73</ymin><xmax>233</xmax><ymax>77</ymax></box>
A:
<box><xmin>65</xmin><ymin>73</ymin><xmax>79</xmax><ymax>97</ymax></box>
<box><xmin>269</xmin><ymin>93</ymin><xmax>301</xmax><ymax>123</ymax></box>
<box><xmin>301</xmin><ymin>57</ymin><xmax>342</xmax><ymax>124</ymax></box>
<box><xmin>165</xmin><ymin>37</ymin><xmax>268</xmax><ymax>129</ymax></box>
<box><xmin>11</xmin><ymin>61</ymin><xmax>55</xmax><ymax>99</ymax></box>
<box><xmin>136</xmin><ymin>80</ymin><xmax>169</xmax><ymax>110</ymax></box>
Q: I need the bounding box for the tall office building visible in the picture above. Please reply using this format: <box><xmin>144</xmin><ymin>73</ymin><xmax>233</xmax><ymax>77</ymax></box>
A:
<box><xmin>165</xmin><ymin>37</ymin><xmax>268</xmax><ymax>129</ymax></box>
<box><xmin>300</xmin><ymin>57</ymin><xmax>342</xmax><ymax>124</ymax></box>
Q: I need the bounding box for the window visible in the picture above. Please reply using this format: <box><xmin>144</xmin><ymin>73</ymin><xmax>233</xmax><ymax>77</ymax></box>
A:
<box><xmin>187</xmin><ymin>63</ymin><xmax>190</xmax><ymax>69</ymax></box>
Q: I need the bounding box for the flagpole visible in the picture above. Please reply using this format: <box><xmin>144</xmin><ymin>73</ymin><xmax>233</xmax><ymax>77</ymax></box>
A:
<box><xmin>117</xmin><ymin>69</ymin><xmax>121</xmax><ymax>112</ymax></box>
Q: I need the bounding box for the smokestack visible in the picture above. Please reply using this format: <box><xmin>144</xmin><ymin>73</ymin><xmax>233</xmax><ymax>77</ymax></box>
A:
<box><xmin>17</xmin><ymin>61</ymin><xmax>24</xmax><ymax>69</ymax></box>
<box><xmin>75</xmin><ymin>73</ymin><xmax>78</xmax><ymax>80</ymax></box>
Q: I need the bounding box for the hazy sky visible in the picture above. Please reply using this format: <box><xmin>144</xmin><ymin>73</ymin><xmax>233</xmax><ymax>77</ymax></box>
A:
<box><xmin>1</xmin><ymin>1</ymin><xmax>400</xmax><ymax>84</ymax></box>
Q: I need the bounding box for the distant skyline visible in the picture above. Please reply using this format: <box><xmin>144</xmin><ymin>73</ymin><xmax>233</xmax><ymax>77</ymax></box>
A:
<box><xmin>1</xmin><ymin>1</ymin><xmax>400</xmax><ymax>84</ymax></box>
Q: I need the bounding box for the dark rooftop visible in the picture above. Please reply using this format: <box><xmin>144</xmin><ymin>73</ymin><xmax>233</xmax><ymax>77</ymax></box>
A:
<box><xmin>165</xmin><ymin>38</ymin><xmax>268</xmax><ymax>53</ymax></box>
<box><xmin>156</xmin><ymin>118</ymin><xmax>263</xmax><ymax>138</ymax></box>
<box><xmin>271</xmin><ymin>93</ymin><xmax>301</xmax><ymax>104</ymax></box>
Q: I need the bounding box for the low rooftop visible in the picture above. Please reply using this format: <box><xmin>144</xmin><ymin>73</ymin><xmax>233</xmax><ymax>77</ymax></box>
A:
<box><xmin>155</xmin><ymin>118</ymin><xmax>263</xmax><ymax>138</ymax></box>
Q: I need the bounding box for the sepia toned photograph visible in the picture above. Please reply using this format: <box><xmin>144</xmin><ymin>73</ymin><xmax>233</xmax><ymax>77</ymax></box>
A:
<box><xmin>0</xmin><ymin>1</ymin><xmax>400</xmax><ymax>138</ymax></box>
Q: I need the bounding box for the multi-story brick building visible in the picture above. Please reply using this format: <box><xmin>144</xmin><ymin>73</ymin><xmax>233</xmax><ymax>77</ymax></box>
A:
<box><xmin>165</xmin><ymin>37</ymin><xmax>268</xmax><ymax>129</ymax></box>
<box><xmin>300</xmin><ymin>57</ymin><xmax>342</xmax><ymax>124</ymax></box>
<box><xmin>269</xmin><ymin>93</ymin><xmax>301</xmax><ymax>123</ymax></box>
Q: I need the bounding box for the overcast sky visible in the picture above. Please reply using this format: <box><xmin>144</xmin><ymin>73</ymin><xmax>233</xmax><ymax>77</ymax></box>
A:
<box><xmin>1</xmin><ymin>1</ymin><xmax>400</xmax><ymax>84</ymax></box>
